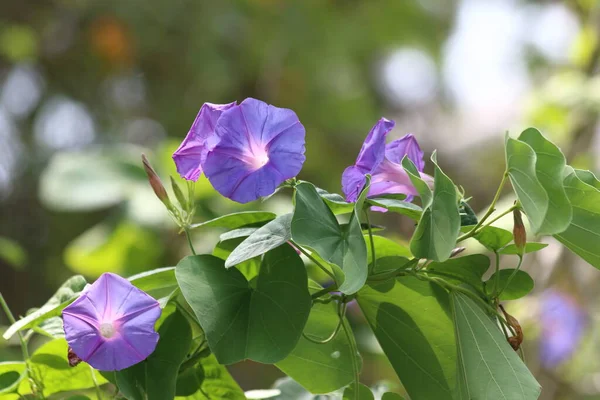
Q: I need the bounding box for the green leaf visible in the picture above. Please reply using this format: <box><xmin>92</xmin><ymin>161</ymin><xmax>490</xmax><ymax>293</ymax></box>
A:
<box><xmin>176</xmin><ymin>245</ymin><xmax>311</xmax><ymax>364</ymax></box>
<box><xmin>505</xmin><ymin>136</ymin><xmax>549</xmax><ymax>235</ymax></box>
<box><xmin>191</xmin><ymin>211</ymin><xmax>276</xmax><ymax>230</ymax></box>
<box><xmin>220</xmin><ymin>227</ymin><xmax>258</xmax><ymax>242</ymax></box>
<box><xmin>316</xmin><ymin>186</ymin><xmax>354</xmax><ymax>215</ymax></box>
<box><xmin>451</xmin><ymin>293</ymin><xmax>541</xmax><ymax>400</ymax></box>
<box><xmin>175</xmin><ymin>354</ymin><xmax>245</xmax><ymax>399</ymax></box>
<box><xmin>366</xmin><ymin>236</ymin><xmax>411</xmax><ymax>263</ymax></box>
<box><xmin>473</xmin><ymin>226</ymin><xmax>513</xmax><ymax>252</ymax></box>
<box><xmin>427</xmin><ymin>254</ymin><xmax>490</xmax><ymax>291</ymax></box>
<box><xmin>487</xmin><ymin>269</ymin><xmax>534</xmax><ymax>300</ymax></box>
<box><xmin>357</xmin><ymin>276</ymin><xmax>456</xmax><ymax>399</ymax></box>
<box><xmin>381</xmin><ymin>393</ymin><xmax>405</xmax><ymax>400</ymax></box>
<box><xmin>574</xmin><ymin>169</ymin><xmax>600</xmax><ymax>189</ymax></box>
<box><xmin>114</xmin><ymin>308</ymin><xmax>193</xmax><ymax>400</ymax></box>
<box><xmin>147</xmin><ymin>308</ymin><xmax>193</xmax><ymax>399</ymax></box>
<box><xmin>3</xmin><ymin>275</ymin><xmax>86</xmax><ymax>340</ymax></box>
<box><xmin>17</xmin><ymin>340</ymin><xmax>107</xmax><ymax>396</ymax></box>
<box><xmin>365</xmin><ymin>198</ymin><xmax>422</xmax><ymax>220</ymax></box>
<box><xmin>292</xmin><ymin>182</ymin><xmax>367</xmax><ymax>294</ymax></box>
<box><xmin>401</xmin><ymin>157</ymin><xmax>432</xmax><ymax>206</ymax></box>
<box><xmin>33</xmin><ymin>316</ymin><xmax>65</xmax><ymax>338</ymax></box>
<box><xmin>213</xmin><ymin>237</ymin><xmax>261</xmax><ymax>281</ymax></box>
<box><xmin>499</xmin><ymin>243</ymin><xmax>548</xmax><ymax>255</ymax></box>
<box><xmin>343</xmin><ymin>383</ymin><xmax>374</xmax><ymax>400</ymax></box>
<box><xmin>554</xmin><ymin>171</ymin><xmax>600</xmax><ymax>268</ymax></box>
<box><xmin>225</xmin><ymin>214</ymin><xmax>292</xmax><ymax>267</ymax></box>
<box><xmin>518</xmin><ymin>128</ymin><xmax>572</xmax><ymax>235</ymax></box>
<box><xmin>128</xmin><ymin>267</ymin><xmax>178</xmax><ymax>307</ymax></box>
<box><xmin>404</xmin><ymin>155</ymin><xmax>461</xmax><ymax>262</ymax></box>
<box><xmin>0</xmin><ymin>362</ymin><xmax>25</xmax><ymax>395</ymax></box>
<box><xmin>276</xmin><ymin>295</ymin><xmax>357</xmax><ymax>393</ymax></box>
<box><xmin>0</xmin><ymin>237</ymin><xmax>26</xmax><ymax>270</ymax></box>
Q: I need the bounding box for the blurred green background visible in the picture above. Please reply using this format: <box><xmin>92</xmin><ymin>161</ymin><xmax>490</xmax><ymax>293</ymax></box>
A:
<box><xmin>1</xmin><ymin>0</ymin><xmax>600</xmax><ymax>398</ymax></box>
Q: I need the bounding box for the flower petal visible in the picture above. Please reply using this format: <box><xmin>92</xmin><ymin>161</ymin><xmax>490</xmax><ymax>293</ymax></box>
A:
<box><xmin>173</xmin><ymin>102</ymin><xmax>236</xmax><ymax>181</ymax></box>
<box><xmin>85</xmin><ymin>330</ymin><xmax>156</xmax><ymax>371</ymax></box>
<box><xmin>62</xmin><ymin>273</ymin><xmax>161</xmax><ymax>371</ymax></box>
<box><xmin>342</xmin><ymin>165</ymin><xmax>367</xmax><ymax>202</ymax></box>
<box><xmin>204</xmin><ymin>98</ymin><xmax>305</xmax><ymax>203</ymax></box>
<box><xmin>354</xmin><ymin>118</ymin><xmax>395</xmax><ymax>173</ymax></box>
<box><xmin>385</xmin><ymin>134</ymin><xmax>425</xmax><ymax>171</ymax></box>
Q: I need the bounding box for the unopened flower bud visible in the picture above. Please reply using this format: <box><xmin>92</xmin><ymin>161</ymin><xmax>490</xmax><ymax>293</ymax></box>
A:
<box><xmin>142</xmin><ymin>154</ymin><xmax>173</xmax><ymax>209</ymax></box>
<box><xmin>170</xmin><ymin>176</ymin><xmax>188</xmax><ymax>211</ymax></box>
<box><xmin>513</xmin><ymin>208</ymin><xmax>526</xmax><ymax>256</ymax></box>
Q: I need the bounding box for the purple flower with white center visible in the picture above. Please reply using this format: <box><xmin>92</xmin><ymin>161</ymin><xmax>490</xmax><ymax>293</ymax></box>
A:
<box><xmin>203</xmin><ymin>98</ymin><xmax>306</xmax><ymax>203</ymax></box>
<box><xmin>539</xmin><ymin>289</ymin><xmax>587</xmax><ymax>369</ymax></box>
<box><xmin>173</xmin><ymin>101</ymin><xmax>237</xmax><ymax>181</ymax></box>
<box><xmin>62</xmin><ymin>273</ymin><xmax>161</xmax><ymax>371</ymax></box>
<box><xmin>342</xmin><ymin>118</ymin><xmax>432</xmax><ymax>203</ymax></box>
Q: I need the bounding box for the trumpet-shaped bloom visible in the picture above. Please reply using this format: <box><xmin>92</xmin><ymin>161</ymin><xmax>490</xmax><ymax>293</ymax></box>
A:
<box><xmin>203</xmin><ymin>98</ymin><xmax>306</xmax><ymax>203</ymax></box>
<box><xmin>62</xmin><ymin>273</ymin><xmax>161</xmax><ymax>371</ymax></box>
<box><xmin>173</xmin><ymin>102</ymin><xmax>237</xmax><ymax>181</ymax></box>
<box><xmin>342</xmin><ymin>118</ymin><xmax>431</xmax><ymax>203</ymax></box>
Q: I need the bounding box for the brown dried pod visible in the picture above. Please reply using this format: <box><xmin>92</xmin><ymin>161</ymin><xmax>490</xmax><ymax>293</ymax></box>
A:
<box><xmin>500</xmin><ymin>304</ymin><xmax>523</xmax><ymax>351</ymax></box>
<box><xmin>67</xmin><ymin>346</ymin><xmax>83</xmax><ymax>367</ymax></box>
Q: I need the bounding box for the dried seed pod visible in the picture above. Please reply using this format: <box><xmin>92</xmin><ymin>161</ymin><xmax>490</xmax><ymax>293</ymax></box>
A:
<box><xmin>67</xmin><ymin>346</ymin><xmax>83</xmax><ymax>367</ymax></box>
<box><xmin>500</xmin><ymin>304</ymin><xmax>523</xmax><ymax>351</ymax></box>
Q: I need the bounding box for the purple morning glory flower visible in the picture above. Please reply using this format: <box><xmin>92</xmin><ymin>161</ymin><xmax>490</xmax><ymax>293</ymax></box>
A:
<box><xmin>62</xmin><ymin>273</ymin><xmax>161</xmax><ymax>371</ymax></box>
<box><xmin>539</xmin><ymin>289</ymin><xmax>587</xmax><ymax>368</ymax></box>
<box><xmin>203</xmin><ymin>98</ymin><xmax>306</xmax><ymax>203</ymax></box>
<box><xmin>173</xmin><ymin>101</ymin><xmax>237</xmax><ymax>181</ymax></box>
<box><xmin>342</xmin><ymin>118</ymin><xmax>432</xmax><ymax>203</ymax></box>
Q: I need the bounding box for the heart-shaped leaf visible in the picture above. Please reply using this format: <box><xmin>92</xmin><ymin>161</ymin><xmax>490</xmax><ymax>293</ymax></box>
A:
<box><xmin>427</xmin><ymin>254</ymin><xmax>490</xmax><ymax>291</ymax></box>
<box><xmin>191</xmin><ymin>211</ymin><xmax>276</xmax><ymax>230</ymax></box>
<box><xmin>403</xmin><ymin>154</ymin><xmax>460</xmax><ymax>262</ymax></box>
<box><xmin>451</xmin><ymin>292</ymin><xmax>541</xmax><ymax>399</ymax></box>
<box><xmin>225</xmin><ymin>214</ymin><xmax>292</xmax><ymax>267</ymax></box>
<box><xmin>292</xmin><ymin>182</ymin><xmax>367</xmax><ymax>294</ymax></box>
<box><xmin>365</xmin><ymin>198</ymin><xmax>422</xmax><ymax>220</ymax></box>
<box><xmin>276</xmin><ymin>300</ymin><xmax>356</xmax><ymax>393</ymax></box>
<box><xmin>505</xmin><ymin>136</ymin><xmax>549</xmax><ymax>235</ymax></box>
<box><xmin>357</xmin><ymin>276</ymin><xmax>456</xmax><ymax>399</ymax></box>
<box><xmin>518</xmin><ymin>128</ymin><xmax>572</xmax><ymax>235</ymax></box>
<box><xmin>554</xmin><ymin>170</ymin><xmax>600</xmax><ymax>268</ymax></box>
<box><xmin>176</xmin><ymin>245</ymin><xmax>311</xmax><ymax>364</ymax></box>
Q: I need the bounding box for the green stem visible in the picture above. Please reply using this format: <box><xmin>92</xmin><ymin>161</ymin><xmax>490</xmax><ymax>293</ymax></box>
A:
<box><xmin>0</xmin><ymin>293</ymin><xmax>29</xmax><ymax>361</ymax></box>
<box><xmin>364</xmin><ymin>210</ymin><xmax>377</xmax><ymax>275</ymax></box>
<box><xmin>311</xmin><ymin>284</ymin><xmax>339</xmax><ymax>300</ymax></box>
<box><xmin>291</xmin><ymin>240</ymin><xmax>337</xmax><ymax>282</ymax></box>
<box><xmin>415</xmin><ymin>273</ymin><xmax>505</xmax><ymax>320</ymax></box>
<box><xmin>303</xmin><ymin>302</ymin><xmax>346</xmax><ymax>344</ymax></box>
<box><xmin>341</xmin><ymin>312</ymin><xmax>360</xmax><ymax>400</ymax></box>
<box><xmin>0</xmin><ymin>292</ymin><xmax>35</xmax><ymax>393</ymax></box>
<box><xmin>493</xmin><ymin>251</ymin><xmax>501</xmax><ymax>297</ymax></box>
<box><xmin>497</xmin><ymin>256</ymin><xmax>524</xmax><ymax>297</ymax></box>
<box><xmin>89</xmin><ymin>365</ymin><xmax>103</xmax><ymax>399</ymax></box>
<box><xmin>457</xmin><ymin>172</ymin><xmax>508</xmax><ymax>242</ymax></box>
<box><xmin>183</xmin><ymin>226</ymin><xmax>197</xmax><ymax>255</ymax></box>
